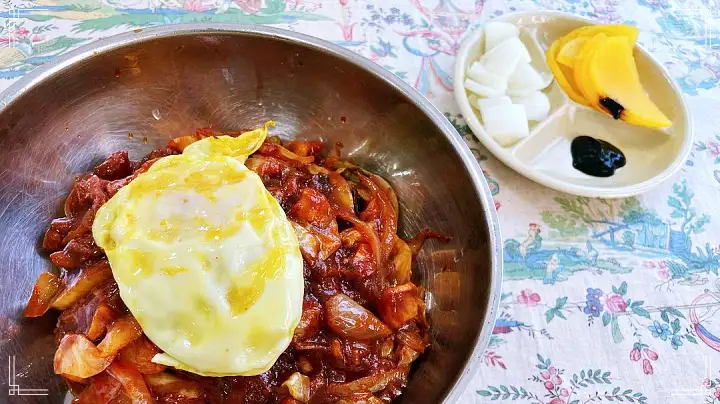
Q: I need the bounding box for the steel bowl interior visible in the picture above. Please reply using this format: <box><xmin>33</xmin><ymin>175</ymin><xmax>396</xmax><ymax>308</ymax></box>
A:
<box><xmin>0</xmin><ymin>24</ymin><xmax>502</xmax><ymax>404</ymax></box>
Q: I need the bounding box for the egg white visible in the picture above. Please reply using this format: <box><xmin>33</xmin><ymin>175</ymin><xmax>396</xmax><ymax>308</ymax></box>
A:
<box><xmin>93</xmin><ymin>122</ymin><xmax>304</xmax><ymax>376</ymax></box>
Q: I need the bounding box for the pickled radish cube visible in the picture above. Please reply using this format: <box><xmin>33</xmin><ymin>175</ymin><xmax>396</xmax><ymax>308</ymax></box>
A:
<box><xmin>507</xmin><ymin>63</ymin><xmax>547</xmax><ymax>96</ymax></box>
<box><xmin>480</xmin><ymin>37</ymin><xmax>532</xmax><ymax>77</ymax></box>
<box><xmin>464</xmin><ymin>78</ymin><xmax>505</xmax><ymax>98</ymax></box>
<box><xmin>512</xmin><ymin>91</ymin><xmax>551</xmax><ymax>121</ymax></box>
<box><xmin>467</xmin><ymin>62</ymin><xmax>508</xmax><ymax>92</ymax></box>
<box><xmin>484</xmin><ymin>22</ymin><xmax>520</xmax><ymax>52</ymax></box>
<box><xmin>476</xmin><ymin>96</ymin><xmax>512</xmax><ymax>116</ymax></box>
<box><xmin>482</xmin><ymin>104</ymin><xmax>529</xmax><ymax>146</ymax></box>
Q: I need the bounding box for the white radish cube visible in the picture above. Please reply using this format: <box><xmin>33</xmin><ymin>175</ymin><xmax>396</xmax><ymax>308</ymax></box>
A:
<box><xmin>512</xmin><ymin>91</ymin><xmax>551</xmax><ymax>121</ymax></box>
<box><xmin>480</xmin><ymin>37</ymin><xmax>532</xmax><ymax>78</ymax></box>
<box><xmin>476</xmin><ymin>96</ymin><xmax>512</xmax><ymax>115</ymax></box>
<box><xmin>507</xmin><ymin>63</ymin><xmax>546</xmax><ymax>96</ymax></box>
<box><xmin>482</xmin><ymin>104</ymin><xmax>529</xmax><ymax>146</ymax></box>
<box><xmin>484</xmin><ymin>22</ymin><xmax>520</xmax><ymax>52</ymax></box>
<box><xmin>464</xmin><ymin>78</ymin><xmax>505</xmax><ymax>98</ymax></box>
<box><xmin>467</xmin><ymin>62</ymin><xmax>508</xmax><ymax>92</ymax></box>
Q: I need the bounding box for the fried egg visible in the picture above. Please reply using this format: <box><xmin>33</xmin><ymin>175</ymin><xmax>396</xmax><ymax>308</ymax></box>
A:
<box><xmin>92</xmin><ymin>122</ymin><xmax>303</xmax><ymax>376</ymax></box>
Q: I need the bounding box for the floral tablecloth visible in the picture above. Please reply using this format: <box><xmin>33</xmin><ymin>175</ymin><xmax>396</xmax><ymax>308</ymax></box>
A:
<box><xmin>2</xmin><ymin>0</ymin><xmax>719</xmax><ymax>403</ymax></box>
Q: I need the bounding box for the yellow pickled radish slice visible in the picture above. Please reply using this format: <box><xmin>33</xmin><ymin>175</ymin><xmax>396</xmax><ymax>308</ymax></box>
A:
<box><xmin>573</xmin><ymin>33</ymin><xmax>609</xmax><ymax>110</ymax></box>
<box><xmin>588</xmin><ymin>36</ymin><xmax>671</xmax><ymax>128</ymax></box>
<box><xmin>546</xmin><ymin>24</ymin><xmax>640</xmax><ymax>107</ymax></box>
<box><xmin>557</xmin><ymin>37</ymin><xmax>588</xmax><ymax>67</ymax></box>
<box><xmin>546</xmin><ymin>41</ymin><xmax>588</xmax><ymax>106</ymax></box>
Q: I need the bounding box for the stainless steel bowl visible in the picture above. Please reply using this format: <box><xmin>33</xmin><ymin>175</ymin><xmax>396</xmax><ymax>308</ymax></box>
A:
<box><xmin>0</xmin><ymin>24</ymin><xmax>502</xmax><ymax>404</ymax></box>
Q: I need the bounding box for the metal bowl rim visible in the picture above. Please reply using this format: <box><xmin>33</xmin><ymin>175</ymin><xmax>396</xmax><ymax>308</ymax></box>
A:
<box><xmin>0</xmin><ymin>23</ymin><xmax>503</xmax><ymax>404</ymax></box>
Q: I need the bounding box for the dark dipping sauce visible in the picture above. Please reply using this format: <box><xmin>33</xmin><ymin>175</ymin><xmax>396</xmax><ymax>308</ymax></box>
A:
<box><xmin>571</xmin><ymin>136</ymin><xmax>626</xmax><ymax>177</ymax></box>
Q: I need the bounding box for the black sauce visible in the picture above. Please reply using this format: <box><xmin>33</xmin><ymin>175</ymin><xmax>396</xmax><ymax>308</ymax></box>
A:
<box><xmin>599</xmin><ymin>97</ymin><xmax>624</xmax><ymax>120</ymax></box>
<box><xmin>571</xmin><ymin>136</ymin><xmax>626</xmax><ymax>177</ymax></box>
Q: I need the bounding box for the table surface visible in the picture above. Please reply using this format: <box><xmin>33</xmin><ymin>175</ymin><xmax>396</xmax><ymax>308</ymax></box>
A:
<box><xmin>1</xmin><ymin>1</ymin><xmax>719</xmax><ymax>403</ymax></box>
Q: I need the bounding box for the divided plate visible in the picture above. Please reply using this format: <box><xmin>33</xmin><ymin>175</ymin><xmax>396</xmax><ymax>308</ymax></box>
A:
<box><xmin>454</xmin><ymin>11</ymin><xmax>692</xmax><ymax>198</ymax></box>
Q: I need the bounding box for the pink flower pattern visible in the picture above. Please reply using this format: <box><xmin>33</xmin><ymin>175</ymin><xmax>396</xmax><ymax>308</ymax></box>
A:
<box><xmin>479</xmin><ymin>356</ymin><xmax>648</xmax><ymax>402</ymax></box>
<box><xmin>603</xmin><ymin>293</ymin><xmax>628</xmax><ymax>314</ymax></box>
<box><xmin>517</xmin><ymin>289</ymin><xmax>541</xmax><ymax>306</ymax></box>
<box><xmin>708</xmin><ymin>141</ymin><xmax>720</xmax><ymax>157</ymax></box>
<box><xmin>183</xmin><ymin>0</ymin><xmax>210</xmax><ymax>12</ymax></box>
<box><xmin>642</xmin><ymin>359</ymin><xmax>654</xmax><ymax>375</ymax></box>
<box><xmin>0</xmin><ymin>27</ymin><xmax>33</xmax><ymax>45</ymax></box>
<box><xmin>232</xmin><ymin>0</ymin><xmax>261</xmax><ymax>13</ymax></box>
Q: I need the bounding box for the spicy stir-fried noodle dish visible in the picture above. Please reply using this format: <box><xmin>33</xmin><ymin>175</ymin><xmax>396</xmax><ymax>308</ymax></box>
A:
<box><xmin>24</xmin><ymin>122</ymin><xmax>446</xmax><ymax>404</ymax></box>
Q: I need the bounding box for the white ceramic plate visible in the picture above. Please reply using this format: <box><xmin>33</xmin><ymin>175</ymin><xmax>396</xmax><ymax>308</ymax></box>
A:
<box><xmin>454</xmin><ymin>11</ymin><xmax>692</xmax><ymax>198</ymax></box>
